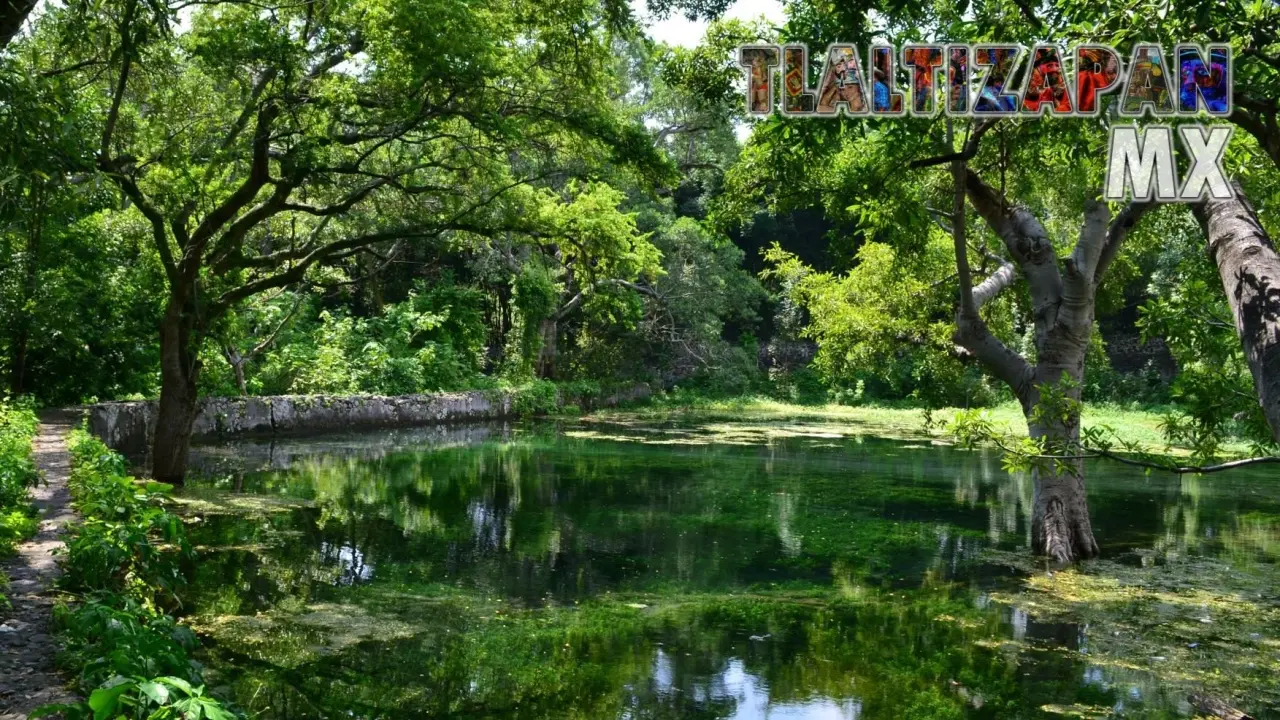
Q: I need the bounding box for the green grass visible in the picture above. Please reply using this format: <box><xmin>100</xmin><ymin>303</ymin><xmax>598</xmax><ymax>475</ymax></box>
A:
<box><xmin>591</xmin><ymin>394</ymin><xmax>1244</xmax><ymax>456</ymax></box>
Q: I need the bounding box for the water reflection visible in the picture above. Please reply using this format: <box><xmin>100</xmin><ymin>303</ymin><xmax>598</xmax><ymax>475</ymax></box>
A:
<box><xmin>179</xmin><ymin>420</ymin><xmax>1280</xmax><ymax>719</ymax></box>
<box><xmin>319</xmin><ymin>542</ymin><xmax>375</xmax><ymax>585</ymax></box>
<box><xmin>631</xmin><ymin>652</ymin><xmax>863</xmax><ymax>720</ymax></box>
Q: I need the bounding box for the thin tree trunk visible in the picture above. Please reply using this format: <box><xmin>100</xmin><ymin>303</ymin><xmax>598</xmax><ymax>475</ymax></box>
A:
<box><xmin>9</xmin><ymin>330</ymin><xmax>28</xmax><ymax>397</ymax></box>
<box><xmin>222</xmin><ymin>345</ymin><xmax>248</xmax><ymax>395</ymax></box>
<box><xmin>1194</xmin><ymin>184</ymin><xmax>1280</xmax><ymax>442</ymax></box>
<box><xmin>152</xmin><ymin>300</ymin><xmax>202</xmax><ymax>484</ymax></box>
<box><xmin>536</xmin><ymin>317</ymin><xmax>557</xmax><ymax>379</ymax></box>
<box><xmin>231</xmin><ymin>356</ymin><xmax>248</xmax><ymax>395</ymax></box>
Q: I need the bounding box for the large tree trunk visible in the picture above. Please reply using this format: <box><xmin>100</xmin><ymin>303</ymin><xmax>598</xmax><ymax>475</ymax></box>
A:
<box><xmin>1027</xmin><ymin>317</ymin><xmax>1100</xmax><ymax>563</ymax></box>
<box><xmin>1194</xmin><ymin>185</ymin><xmax>1280</xmax><ymax>442</ymax></box>
<box><xmin>1026</xmin><ymin>392</ymin><xmax>1100</xmax><ymax>562</ymax></box>
<box><xmin>957</xmin><ymin>165</ymin><xmax>1123</xmax><ymax>564</ymax></box>
<box><xmin>151</xmin><ymin>301</ymin><xmax>202</xmax><ymax>484</ymax></box>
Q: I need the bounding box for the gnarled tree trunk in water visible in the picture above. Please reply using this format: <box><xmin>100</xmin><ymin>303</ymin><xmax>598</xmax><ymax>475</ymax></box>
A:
<box><xmin>933</xmin><ymin>121</ymin><xmax>1151</xmax><ymax>561</ymax></box>
<box><xmin>152</xmin><ymin>297</ymin><xmax>202</xmax><ymax>484</ymax></box>
<box><xmin>1194</xmin><ymin>183</ymin><xmax>1280</xmax><ymax>442</ymax></box>
<box><xmin>1025</xmin><ymin>391</ymin><xmax>1099</xmax><ymax>561</ymax></box>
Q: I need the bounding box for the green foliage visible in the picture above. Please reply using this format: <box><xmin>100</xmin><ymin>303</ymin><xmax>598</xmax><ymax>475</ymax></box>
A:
<box><xmin>39</xmin><ymin>431</ymin><xmax>235</xmax><ymax>719</ymax></box>
<box><xmin>50</xmin><ymin>597</ymin><xmax>203</xmax><ymax>698</ymax></box>
<box><xmin>0</xmin><ymin>400</ymin><xmax>39</xmax><ymax>556</ymax></box>
<box><xmin>762</xmin><ymin>239</ymin><xmax>1007</xmax><ymax>407</ymax></box>
<box><xmin>945</xmin><ymin>374</ymin><xmax>1280</xmax><ymax>477</ymax></box>
<box><xmin>75</xmin><ymin>676</ymin><xmax>234</xmax><ymax>720</ymax></box>
<box><xmin>207</xmin><ymin>279</ymin><xmax>491</xmax><ymax>397</ymax></box>
<box><xmin>1141</xmin><ymin>274</ymin><xmax>1280</xmax><ymax>461</ymax></box>
<box><xmin>512</xmin><ymin>262</ymin><xmax>560</xmax><ymax>375</ymax></box>
<box><xmin>63</xmin><ymin>431</ymin><xmax>192</xmax><ymax>604</ymax></box>
<box><xmin>511</xmin><ymin>380</ymin><xmax>560</xmax><ymax>417</ymax></box>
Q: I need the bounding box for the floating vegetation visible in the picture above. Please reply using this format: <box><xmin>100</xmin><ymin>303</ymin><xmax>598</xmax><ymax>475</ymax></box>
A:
<box><xmin>171</xmin><ymin>421</ymin><xmax>1280</xmax><ymax>718</ymax></box>
<box><xmin>170</xmin><ymin>492</ymin><xmax>315</xmax><ymax>516</ymax></box>
<box><xmin>193</xmin><ymin>602</ymin><xmax>422</xmax><ymax>669</ymax></box>
<box><xmin>986</xmin><ymin>548</ymin><xmax>1280</xmax><ymax>712</ymax></box>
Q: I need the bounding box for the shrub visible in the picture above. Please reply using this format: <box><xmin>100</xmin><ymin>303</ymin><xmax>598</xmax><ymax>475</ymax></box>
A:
<box><xmin>37</xmin><ymin>431</ymin><xmax>233</xmax><ymax>720</ymax></box>
<box><xmin>0</xmin><ymin>400</ymin><xmax>39</xmax><ymax>557</ymax></box>
<box><xmin>511</xmin><ymin>380</ymin><xmax>559</xmax><ymax>416</ymax></box>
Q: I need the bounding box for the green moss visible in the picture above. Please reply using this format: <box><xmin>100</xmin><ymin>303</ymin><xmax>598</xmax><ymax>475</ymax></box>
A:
<box><xmin>593</xmin><ymin>396</ymin><xmax>1254</xmax><ymax>455</ymax></box>
<box><xmin>986</xmin><ymin>549</ymin><xmax>1280</xmax><ymax>709</ymax></box>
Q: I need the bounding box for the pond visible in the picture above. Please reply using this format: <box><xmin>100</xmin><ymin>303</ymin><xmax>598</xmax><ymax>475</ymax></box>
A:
<box><xmin>176</xmin><ymin>419</ymin><xmax>1280</xmax><ymax>719</ymax></box>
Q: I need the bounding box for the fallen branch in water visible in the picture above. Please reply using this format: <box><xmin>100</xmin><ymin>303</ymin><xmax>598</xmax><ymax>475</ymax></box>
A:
<box><xmin>1188</xmin><ymin>693</ymin><xmax>1254</xmax><ymax>720</ymax></box>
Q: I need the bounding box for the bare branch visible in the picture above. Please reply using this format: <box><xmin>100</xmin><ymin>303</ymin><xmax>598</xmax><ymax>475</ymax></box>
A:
<box><xmin>971</xmin><ymin>260</ymin><xmax>1018</xmax><ymax>309</ymax></box>
<box><xmin>105</xmin><ymin>168</ymin><xmax>179</xmax><ymax>286</ymax></box>
<box><xmin>0</xmin><ymin>0</ymin><xmax>37</xmax><ymax>50</ymax></box>
<box><xmin>1084</xmin><ymin>446</ymin><xmax>1280</xmax><ymax>475</ymax></box>
<box><xmin>949</xmin><ymin>119</ymin><xmax>977</xmax><ymax>320</ymax></box>
<box><xmin>218</xmin><ymin>68</ymin><xmax>278</xmax><ymax>153</ymax></box>
<box><xmin>186</xmin><ymin>103</ymin><xmax>280</xmax><ymax>265</ymax></box>
<box><xmin>248</xmin><ymin>290</ymin><xmax>305</xmax><ymax>357</ymax></box>
<box><xmin>1010</xmin><ymin>0</ymin><xmax>1044</xmax><ymax>30</ymax></box>
<box><xmin>99</xmin><ymin>0</ymin><xmax>139</xmax><ymax>162</ymax></box>
<box><xmin>941</xmin><ymin>120</ymin><xmax>1034</xmax><ymax>403</ymax></box>
<box><xmin>554</xmin><ymin>279</ymin><xmax>657</xmax><ymax>321</ymax></box>
<box><xmin>910</xmin><ymin>119</ymin><xmax>999</xmax><ymax>169</ymax></box>
<box><xmin>1093</xmin><ymin>199</ymin><xmax>1155</xmax><ymax>288</ymax></box>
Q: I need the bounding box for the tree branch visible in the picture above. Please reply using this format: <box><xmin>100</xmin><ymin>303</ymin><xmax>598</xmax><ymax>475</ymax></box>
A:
<box><xmin>186</xmin><ymin>103</ymin><xmax>280</xmax><ymax>264</ymax></box>
<box><xmin>971</xmin><ymin>260</ymin><xmax>1018</xmax><ymax>308</ymax></box>
<box><xmin>1093</xmin><ymin>199</ymin><xmax>1154</xmax><ymax>288</ymax></box>
<box><xmin>99</xmin><ymin>0</ymin><xmax>139</xmax><ymax>162</ymax></box>
<box><xmin>965</xmin><ymin>168</ymin><xmax>1063</xmax><ymax>347</ymax></box>
<box><xmin>554</xmin><ymin>278</ymin><xmax>657</xmax><ymax>321</ymax></box>
<box><xmin>105</xmin><ymin>167</ymin><xmax>180</xmax><ymax>286</ymax></box>
<box><xmin>910</xmin><ymin>119</ymin><xmax>1000</xmax><ymax>169</ymax></box>
<box><xmin>943</xmin><ymin>120</ymin><xmax>1034</xmax><ymax>403</ymax></box>
<box><xmin>1083</xmin><ymin>446</ymin><xmax>1280</xmax><ymax>475</ymax></box>
<box><xmin>0</xmin><ymin>0</ymin><xmax>38</xmax><ymax>51</ymax></box>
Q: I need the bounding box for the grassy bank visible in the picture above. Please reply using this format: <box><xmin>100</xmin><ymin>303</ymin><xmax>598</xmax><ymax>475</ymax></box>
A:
<box><xmin>39</xmin><ymin>431</ymin><xmax>234</xmax><ymax>719</ymax></box>
<box><xmin>0</xmin><ymin>401</ymin><xmax>39</xmax><ymax>564</ymax></box>
<box><xmin>591</xmin><ymin>394</ymin><xmax>1244</xmax><ymax>456</ymax></box>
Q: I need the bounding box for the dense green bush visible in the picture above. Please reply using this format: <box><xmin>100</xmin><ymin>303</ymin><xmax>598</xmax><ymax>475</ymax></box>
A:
<box><xmin>0</xmin><ymin>400</ymin><xmax>39</xmax><ymax>558</ymax></box>
<box><xmin>510</xmin><ymin>380</ymin><xmax>560</xmax><ymax>416</ymax></box>
<box><xmin>201</xmin><ymin>278</ymin><xmax>490</xmax><ymax>398</ymax></box>
<box><xmin>38</xmin><ymin>431</ymin><xmax>233</xmax><ymax>720</ymax></box>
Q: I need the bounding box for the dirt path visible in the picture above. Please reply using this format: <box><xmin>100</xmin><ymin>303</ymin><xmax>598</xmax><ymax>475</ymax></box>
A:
<box><xmin>0</xmin><ymin>410</ymin><xmax>79</xmax><ymax>718</ymax></box>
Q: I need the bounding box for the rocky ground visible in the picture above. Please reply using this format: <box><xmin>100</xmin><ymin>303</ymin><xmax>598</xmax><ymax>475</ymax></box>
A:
<box><xmin>0</xmin><ymin>411</ymin><xmax>78</xmax><ymax>719</ymax></box>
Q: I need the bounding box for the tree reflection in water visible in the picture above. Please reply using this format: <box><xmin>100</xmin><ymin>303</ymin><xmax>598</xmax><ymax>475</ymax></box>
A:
<box><xmin>178</xmin><ymin>421</ymin><xmax>1280</xmax><ymax>719</ymax></box>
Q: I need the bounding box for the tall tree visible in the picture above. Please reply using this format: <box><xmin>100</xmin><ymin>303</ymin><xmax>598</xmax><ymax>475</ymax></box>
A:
<box><xmin>1053</xmin><ymin>0</ymin><xmax>1280</xmax><ymax>440</ymax></box>
<box><xmin>29</xmin><ymin>0</ymin><xmax>668</xmax><ymax>480</ymax></box>
<box><xmin>933</xmin><ymin>122</ymin><xmax>1152</xmax><ymax>561</ymax></box>
<box><xmin>1193</xmin><ymin>185</ymin><xmax>1280</xmax><ymax>441</ymax></box>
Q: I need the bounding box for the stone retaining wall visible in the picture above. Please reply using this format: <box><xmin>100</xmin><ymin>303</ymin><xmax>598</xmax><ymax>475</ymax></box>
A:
<box><xmin>88</xmin><ymin>385</ymin><xmax>652</xmax><ymax>455</ymax></box>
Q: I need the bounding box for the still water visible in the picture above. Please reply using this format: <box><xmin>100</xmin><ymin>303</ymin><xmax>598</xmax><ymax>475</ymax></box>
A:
<box><xmin>178</xmin><ymin>420</ymin><xmax>1280</xmax><ymax>719</ymax></box>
